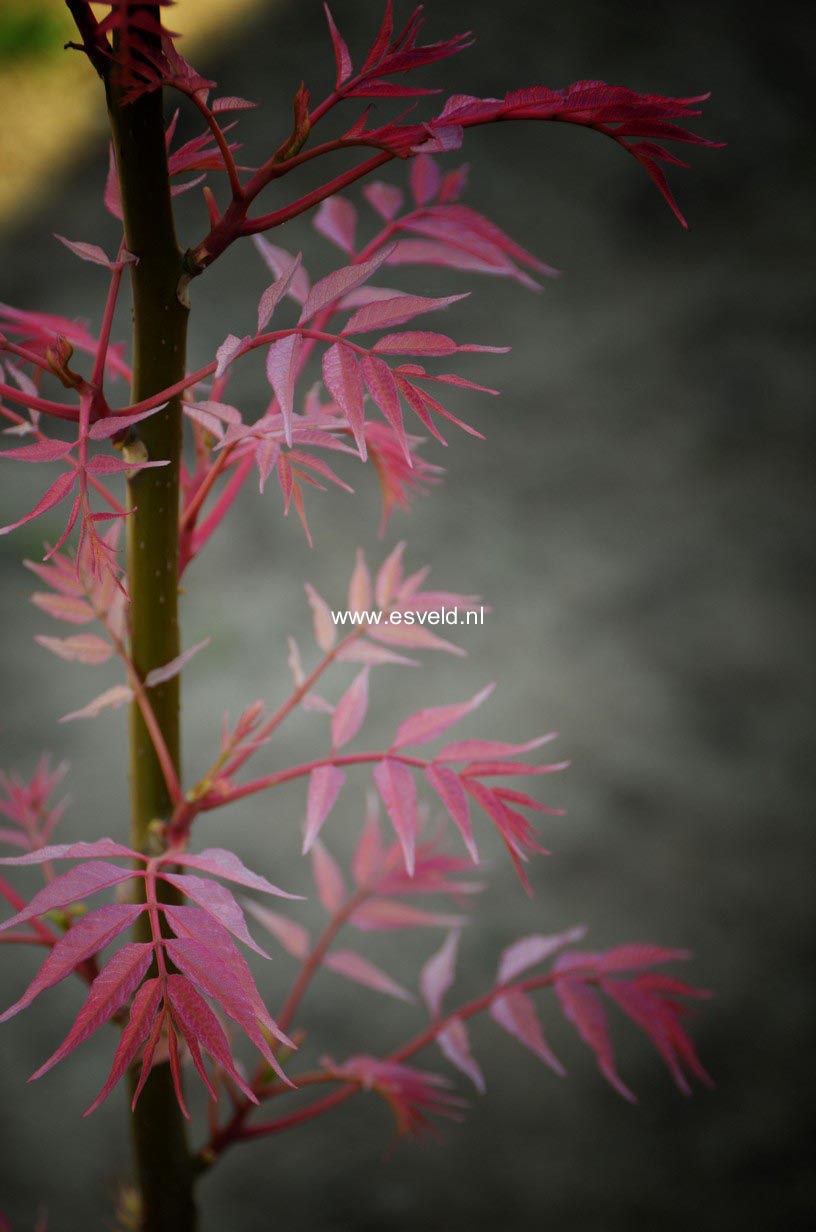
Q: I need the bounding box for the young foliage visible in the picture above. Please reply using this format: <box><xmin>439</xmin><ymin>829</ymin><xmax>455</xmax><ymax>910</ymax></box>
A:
<box><xmin>0</xmin><ymin>1</ymin><xmax>720</xmax><ymax>1223</ymax></box>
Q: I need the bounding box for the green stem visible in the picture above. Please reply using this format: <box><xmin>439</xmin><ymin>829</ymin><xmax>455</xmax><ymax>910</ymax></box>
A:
<box><xmin>105</xmin><ymin>37</ymin><xmax>196</xmax><ymax>1232</ymax></box>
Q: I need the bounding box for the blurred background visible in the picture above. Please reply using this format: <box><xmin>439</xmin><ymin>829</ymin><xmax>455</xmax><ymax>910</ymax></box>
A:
<box><xmin>0</xmin><ymin>1</ymin><xmax>813</xmax><ymax>1229</ymax></box>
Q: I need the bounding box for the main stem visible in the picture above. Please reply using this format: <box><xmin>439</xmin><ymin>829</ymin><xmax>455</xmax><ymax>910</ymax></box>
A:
<box><xmin>106</xmin><ymin>58</ymin><xmax>195</xmax><ymax>1232</ymax></box>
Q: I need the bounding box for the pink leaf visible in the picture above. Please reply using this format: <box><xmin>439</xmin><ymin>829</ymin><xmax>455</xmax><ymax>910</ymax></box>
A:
<box><xmin>172</xmin><ymin>848</ymin><xmax>299</xmax><ymax>899</ymax></box>
<box><xmin>215</xmin><ymin>333</ymin><xmax>252</xmax><ymax>378</ymax></box>
<box><xmin>304</xmin><ymin>582</ymin><xmax>337</xmax><ymax>652</ymax></box>
<box><xmin>60</xmin><ymin>684</ymin><xmax>135</xmax><ymax>722</ymax></box>
<box><xmin>304</xmin><ymin>765</ymin><xmax>346</xmax><ymax>853</ymax></box>
<box><xmin>324</xmin><ymin>949</ymin><xmax>415</xmax><ymax>1002</ymax></box>
<box><xmin>497</xmin><ymin>927</ymin><xmax>589</xmax><ymax>984</ymax></box>
<box><xmin>372</xmin><ymin>758</ymin><xmax>418</xmax><ymax>876</ymax></box>
<box><xmin>314</xmin><ymin>196</ymin><xmax>357</xmax><ymax>255</ymax></box>
<box><xmin>368</xmin><ymin>622</ymin><xmax>465</xmax><ymax>657</ymax></box>
<box><xmin>322</xmin><ymin>343</ymin><xmax>367</xmax><ymax>459</ymax></box>
<box><xmin>0</xmin><ymin>839</ymin><xmax>136</xmax><ymax>867</ymax></box>
<box><xmin>144</xmin><ymin>638</ymin><xmax>211</xmax><ymax>688</ymax></box>
<box><xmin>256</xmin><ymin>251</ymin><xmax>303</xmax><ymax>332</ymax></box>
<box><xmin>437</xmin><ymin>1018</ymin><xmax>485</xmax><ymax>1093</ymax></box>
<box><xmin>351</xmin><ymin>898</ymin><xmax>467</xmax><ymax>931</ymax></box>
<box><xmin>410</xmin><ymin>154</ymin><xmax>442</xmax><ymax>206</ymax></box>
<box><xmin>84</xmin><ymin>977</ymin><xmax>162</xmax><ymax>1114</ymax></box>
<box><xmin>0</xmin><ymin>903</ymin><xmax>143</xmax><ymax>1023</ymax></box>
<box><xmin>332</xmin><ymin>669</ymin><xmax>369</xmax><ymax>750</ymax></box>
<box><xmin>29</xmin><ymin>943</ymin><xmax>153</xmax><ymax>1081</ymax></box>
<box><xmin>253</xmin><ymin>237</ymin><xmax>311</xmax><ymax>306</ymax></box>
<box><xmin>343</xmin><ymin>292</ymin><xmax>468</xmax><ymax>336</ymax></box>
<box><xmin>361</xmin><ymin>355</ymin><xmax>408</xmax><ymax>458</ymax></box>
<box><xmin>337</xmin><ymin>640</ymin><xmax>419</xmax><ymax>667</ymax></box>
<box><xmin>363</xmin><ymin>181</ymin><xmax>404</xmax><ymax>220</ymax></box>
<box><xmin>0</xmin><ymin>862</ymin><xmax>136</xmax><ymax>932</ymax></box>
<box><xmin>31</xmin><ymin>591</ymin><xmax>95</xmax><ymax>624</ymax></box>
<box><xmin>0</xmin><ymin>470</ymin><xmax>76</xmax><ymax>537</ymax></box>
<box><xmin>351</xmin><ymin>802</ymin><xmax>383</xmax><ymax>887</ymax></box>
<box><xmin>88</xmin><ymin>405</ymin><xmax>166</xmax><ymax>440</ymax></box>
<box><xmin>555</xmin><ymin>978</ymin><xmax>637</xmax><ymax>1102</ymax></box>
<box><xmin>435</xmin><ymin>733</ymin><xmax>558</xmax><ymax>763</ymax></box>
<box><xmin>165</xmin><ymin>975</ymin><xmax>258</xmax><ymax>1103</ymax></box>
<box><xmin>35</xmin><ymin>633</ymin><xmax>113</xmax><ymax>665</ymax></box>
<box><xmin>424</xmin><ymin>764</ymin><xmax>478</xmax><ymax>863</ymax></box>
<box><xmin>241</xmin><ymin>900</ymin><xmax>311</xmax><ymax>960</ymax></box>
<box><xmin>392</xmin><ymin>684</ymin><xmax>494</xmax><ymax>750</ymax></box>
<box><xmin>347</xmin><ymin>549</ymin><xmax>372</xmax><ymax>613</ymax></box>
<box><xmin>490</xmin><ymin>990</ymin><xmax>565</xmax><ymax>1075</ymax></box>
<box><xmin>420</xmin><ymin>929</ymin><xmax>460</xmax><ymax>1018</ymax></box>
<box><xmin>265</xmin><ymin>333</ymin><xmax>302</xmax><ymax>447</ymax></box>
<box><xmin>374</xmin><ymin>541</ymin><xmax>405</xmax><ymax>607</ymax></box>
<box><xmin>311</xmin><ymin>841</ymin><xmax>346</xmax><ymax>914</ymax></box>
<box><xmin>54</xmin><ymin>235</ymin><xmax>119</xmax><ymax>268</ymax></box>
<box><xmin>298</xmin><ymin>246</ymin><xmax>395</xmax><ymax>324</ymax></box>
<box><xmin>160</xmin><ymin>873</ymin><xmax>269</xmax><ymax>957</ymax></box>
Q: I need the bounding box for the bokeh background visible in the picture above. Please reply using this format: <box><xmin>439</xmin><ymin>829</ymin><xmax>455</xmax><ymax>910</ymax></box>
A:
<box><xmin>1</xmin><ymin>1</ymin><xmax>813</xmax><ymax>1228</ymax></box>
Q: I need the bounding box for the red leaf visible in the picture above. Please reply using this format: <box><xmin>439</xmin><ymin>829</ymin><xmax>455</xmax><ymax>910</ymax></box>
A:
<box><xmin>555</xmin><ymin>978</ymin><xmax>636</xmax><ymax>1102</ymax></box>
<box><xmin>29</xmin><ymin>943</ymin><xmax>154</xmax><ymax>1081</ymax></box>
<box><xmin>0</xmin><ymin>470</ymin><xmax>76</xmax><ymax>537</ymax></box>
<box><xmin>160</xmin><ymin>873</ymin><xmax>269</xmax><ymax>957</ymax></box>
<box><xmin>84</xmin><ymin>977</ymin><xmax>162</xmax><ymax>1115</ymax></box>
<box><xmin>372</xmin><ymin>332</ymin><xmax>458</xmax><ymax>356</ymax></box>
<box><xmin>165</xmin><ymin>937</ymin><xmax>294</xmax><ymax>1060</ymax></box>
<box><xmin>0</xmin><ymin>862</ymin><xmax>137</xmax><ymax>932</ymax></box>
<box><xmin>323</xmin><ymin>3</ymin><xmax>353</xmax><ymax>87</ymax></box>
<box><xmin>0</xmin><ymin>903</ymin><xmax>143</xmax><ymax>1023</ymax></box>
<box><xmin>165</xmin><ymin>974</ymin><xmax>258</xmax><ymax>1103</ymax></box>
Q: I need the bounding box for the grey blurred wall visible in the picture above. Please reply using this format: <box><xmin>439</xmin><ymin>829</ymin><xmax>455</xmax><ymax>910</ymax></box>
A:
<box><xmin>0</xmin><ymin>1</ymin><xmax>813</xmax><ymax>1229</ymax></box>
